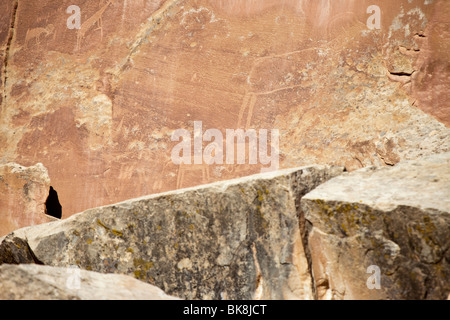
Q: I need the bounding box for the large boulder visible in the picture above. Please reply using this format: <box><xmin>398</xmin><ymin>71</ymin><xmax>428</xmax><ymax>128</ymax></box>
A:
<box><xmin>11</xmin><ymin>165</ymin><xmax>344</xmax><ymax>300</ymax></box>
<box><xmin>301</xmin><ymin>152</ymin><xmax>450</xmax><ymax>300</ymax></box>
<box><xmin>0</xmin><ymin>264</ymin><xmax>179</xmax><ymax>300</ymax></box>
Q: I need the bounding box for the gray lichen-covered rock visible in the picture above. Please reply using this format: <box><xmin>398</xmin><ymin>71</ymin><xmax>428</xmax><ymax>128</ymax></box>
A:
<box><xmin>301</xmin><ymin>152</ymin><xmax>450</xmax><ymax>300</ymax></box>
<box><xmin>11</xmin><ymin>165</ymin><xmax>344</xmax><ymax>300</ymax></box>
<box><xmin>0</xmin><ymin>235</ymin><xmax>43</xmax><ymax>265</ymax></box>
<box><xmin>0</xmin><ymin>264</ymin><xmax>180</xmax><ymax>300</ymax></box>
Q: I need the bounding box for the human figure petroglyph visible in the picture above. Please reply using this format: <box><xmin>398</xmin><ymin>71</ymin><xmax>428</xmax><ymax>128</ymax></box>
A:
<box><xmin>76</xmin><ymin>0</ymin><xmax>114</xmax><ymax>51</ymax></box>
<box><xmin>25</xmin><ymin>24</ymin><xmax>54</xmax><ymax>48</ymax></box>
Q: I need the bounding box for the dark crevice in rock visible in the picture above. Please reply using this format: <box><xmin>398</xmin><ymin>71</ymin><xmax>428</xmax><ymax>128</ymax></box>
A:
<box><xmin>2</xmin><ymin>0</ymin><xmax>19</xmax><ymax>107</ymax></box>
<box><xmin>292</xmin><ymin>170</ymin><xmax>317</xmax><ymax>300</ymax></box>
<box><xmin>45</xmin><ymin>186</ymin><xmax>62</xmax><ymax>219</ymax></box>
<box><xmin>388</xmin><ymin>70</ymin><xmax>415</xmax><ymax>77</ymax></box>
<box><xmin>414</xmin><ymin>32</ymin><xmax>427</xmax><ymax>38</ymax></box>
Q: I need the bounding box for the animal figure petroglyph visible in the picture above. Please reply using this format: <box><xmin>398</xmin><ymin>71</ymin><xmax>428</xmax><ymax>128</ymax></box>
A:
<box><xmin>237</xmin><ymin>48</ymin><xmax>317</xmax><ymax>129</ymax></box>
<box><xmin>237</xmin><ymin>13</ymin><xmax>364</xmax><ymax>129</ymax></box>
<box><xmin>25</xmin><ymin>24</ymin><xmax>54</xmax><ymax>48</ymax></box>
<box><xmin>76</xmin><ymin>0</ymin><xmax>114</xmax><ymax>51</ymax></box>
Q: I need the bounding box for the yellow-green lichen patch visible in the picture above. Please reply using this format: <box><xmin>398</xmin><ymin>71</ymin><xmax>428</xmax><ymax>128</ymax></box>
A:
<box><xmin>410</xmin><ymin>216</ymin><xmax>438</xmax><ymax>247</ymax></box>
<box><xmin>96</xmin><ymin>218</ymin><xmax>124</xmax><ymax>238</ymax></box>
<box><xmin>86</xmin><ymin>238</ymin><xmax>93</xmax><ymax>244</ymax></box>
<box><xmin>112</xmin><ymin>229</ymin><xmax>123</xmax><ymax>237</ymax></box>
<box><xmin>133</xmin><ymin>258</ymin><xmax>154</xmax><ymax>280</ymax></box>
<box><xmin>315</xmin><ymin>200</ymin><xmax>380</xmax><ymax>236</ymax></box>
<box><xmin>257</xmin><ymin>189</ymin><xmax>264</xmax><ymax>202</ymax></box>
<box><xmin>134</xmin><ymin>270</ymin><xmax>146</xmax><ymax>280</ymax></box>
<box><xmin>133</xmin><ymin>258</ymin><xmax>154</xmax><ymax>271</ymax></box>
<box><xmin>97</xmin><ymin>219</ymin><xmax>108</xmax><ymax>230</ymax></box>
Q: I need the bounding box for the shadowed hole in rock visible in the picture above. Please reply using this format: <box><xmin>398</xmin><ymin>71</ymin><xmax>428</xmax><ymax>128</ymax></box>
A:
<box><xmin>45</xmin><ymin>186</ymin><xmax>62</xmax><ymax>219</ymax></box>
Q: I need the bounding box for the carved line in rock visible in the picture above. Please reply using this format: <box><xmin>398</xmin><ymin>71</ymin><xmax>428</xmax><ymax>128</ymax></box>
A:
<box><xmin>24</xmin><ymin>24</ymin><xmax>55</xmax><ymax>48</ymax></box>
<box><xmin>111</xmin><ymin>0</ymin><xmax>185</xmax><ymax>79</ymax></box>
<box><xmin>176</xmin><ymin>162</ymin><xmax>210</xmax><ymax>189</ymax></box>
<box><xmin>76</xmin><ymin>0</ymin><xmax>115</xmax><ymax>51</ymax></box>
<box><xmin>237</xmin><ymin>47</ymin><xmax>318</xmax><ymax>130</ymax></box>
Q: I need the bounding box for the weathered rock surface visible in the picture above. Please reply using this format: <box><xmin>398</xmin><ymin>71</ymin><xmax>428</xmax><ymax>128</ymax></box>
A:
<box><xmin>0</xmin><ymin>263</ymin><xmax>180</xmax><ymax>300</ymax></box>
<box><xmin>11</xmin><ymin>165</ymin><xmax>344</xmax><ymax>300</ymax></box>
<box><xmin>0</xmin><ymin>0</ymin><xmax>449</xmax><ymax>220</ymax></box>
<box><xmin>301</xmin><ymin>152</ymin><xmax>450</xmax><ymax>300</ymax></box>
<box><xmin>0</xmin><ymin>162</ymin><xmax>56</xmax><ymax>236</ymax></box>
<box><xmin>0</xmin><ymin>234</ymin><xmax>43</xmax><ymax>265</ymax></box>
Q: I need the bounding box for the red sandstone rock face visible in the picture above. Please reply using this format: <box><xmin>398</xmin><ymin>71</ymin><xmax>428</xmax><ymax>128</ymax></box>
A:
<box><xmin>0</xmin><ymin>163</ymin><xmax>54</xmax><ymax>236</ymax></box>
<box><xmin>0</xmin><ymin>0</ymin><xmax>449</xmax><ymax>220</ymax></box>
<box><xmin>410</xmin><ymin>0</ymin><xmax>450</xmax><ymax>125</ymax></box>
<box><xmin>0</xmin><ymin>0</ymin><xmax>15</xmax><ymax>109</ymax></box>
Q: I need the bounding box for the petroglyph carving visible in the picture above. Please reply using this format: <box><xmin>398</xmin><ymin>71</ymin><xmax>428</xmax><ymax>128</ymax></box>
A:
<box><xmin>176</xmin><ymin>162</ymin><xmax>210</xmax><ymax>189</ymax></box>
<box><xmin>152</xmin><ymin>159</ymin><xmax>175</xmax><ymax>193</ymax></box>
<box><xmin>76</xmin><ymin>0</ymin><xmax>114</xmax><ymax>51</ymax></box>
<box><xmin>237</xmin><ymin>49</ymin><xmax>316</xmax><ymax>129</ymax></box>
<box><xmin>326</xmin><ymin>12</ymin><xmax>362</xmax><ymax>38</ymax></box>
<box><xmin>237</xmin><ymin>13</ymin><xmax>365</xmax><ymax>129</ymax></box>
<box><xmin>25</xmin><ymin>24</ymin><xmax>54</xmax><ymax>48</ymax></box>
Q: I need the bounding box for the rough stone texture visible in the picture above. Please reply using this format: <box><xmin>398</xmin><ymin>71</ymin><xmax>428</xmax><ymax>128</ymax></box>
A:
<box><xmin>0</xmin><ymin>234</ymin><xmax>43</xmax><ymax>265</ymax></box>
<box><xmin>301</xmin><ymin>152</ymin><xmax>450</xmax><ymax>300</ymax></box>
<box><xmin>0</xmin><ymin>162</ymin><xmax>56</xmax><ymax>236</ymax></box>
<box><xmin>410</xmin><ymin>0</ymin><xmax>450</xmax><ymax>126</ymax></box>
<box><xmin>11</xmin><ymin>165</ymin><xmax>343</xmax><ymax>300</ymax></box>
<box><xmin>0</xmin><ymin>0</ymin><xmax>16</xmax><ymax>108</ymax></box>
<box><xmin>0</xmin><ymin>263</ymin><xmax>180</xmax><ymax>300</ymax></box>
<box><xmin>0</xmin><ymin>0</ymin><xmax>449</xmax><ymax>220</ymax></box>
